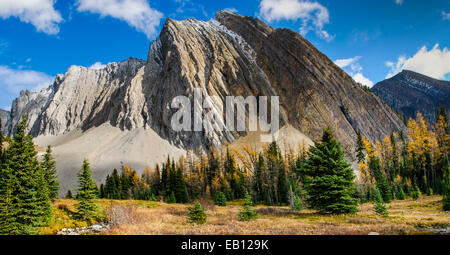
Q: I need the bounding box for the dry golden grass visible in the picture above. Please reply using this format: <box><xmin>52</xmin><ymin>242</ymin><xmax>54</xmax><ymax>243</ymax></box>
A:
<box><xmin>41</xmin><ymin>198</ymin><xmax>109</xmax><ymax>235</ymax></box>
<box><xmin>102</xmin><ymin>196</ymin><xmax>449</xmax><ymax>235</ymax></box>
<box><xmin>41</xmin><ymin>199</ymin><xmax>88</xmax><ymax>235</ymax></box>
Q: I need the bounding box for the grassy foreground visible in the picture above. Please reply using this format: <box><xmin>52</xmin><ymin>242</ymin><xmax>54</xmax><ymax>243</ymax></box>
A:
<box><xmin>42</xmin><ymin>196</ymin><xmax>449</xmax><ymax>235</ymax></box>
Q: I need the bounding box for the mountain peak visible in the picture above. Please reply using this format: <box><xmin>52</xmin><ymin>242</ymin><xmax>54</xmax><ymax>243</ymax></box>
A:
<box><xmin>373</xmin><ymin>71</ymin><xmax>450</xmax><ymax>123</ymax></box>
<box><xmin>4</xmin><ymin>12</ymin><xmax>406</xmax><ymax>193</ymax></box>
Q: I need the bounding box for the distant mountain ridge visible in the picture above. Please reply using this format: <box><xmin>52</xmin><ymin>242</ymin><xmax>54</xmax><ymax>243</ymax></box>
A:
<box><xmin>372</xmin><ymin>70</ymin><xmax>450</xmax><ymax>124</ymax></box>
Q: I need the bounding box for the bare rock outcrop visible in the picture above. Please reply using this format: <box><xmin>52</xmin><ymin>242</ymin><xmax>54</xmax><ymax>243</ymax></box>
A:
<box><xmin>7</xmin><ymin>58</ymin><xmax>146</xmax><ymax>137</ymax></box>
<box><xmin>0</xmin><ymin>109</ymin><xmax>9</xmax><ymax>134</ymax></box>
<box><xmin>215</xmin><ymin>11</ymin><xmax>405</xmax><ymax>153</ymax></box>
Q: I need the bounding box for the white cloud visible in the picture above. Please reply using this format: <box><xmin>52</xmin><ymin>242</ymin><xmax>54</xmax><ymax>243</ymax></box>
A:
<box><xmin>335</xmin><ymin>56</ymin><xmax>361</xmax><ymax>69</ymax></box>
<box><xmin>385</xmin><ymin>44</ymin><xmax>450</xmax><ymax>79</ymax></box>
<box><xmin>352</xmin><ymin>73</ymin><xmax>374</xmax><ymax>87</ymax></box>
<box><xmin>394</xmin><ymin>0</ymin><xmax>403</xmax><ymax>5</ymax></box>
<box><xmin>0</xmin><ymin>0</ymin><xmax>63</xmax><ymax>35</ymax></box>
<box><xmin>76</xmin><ymin>0</ymin><xmax>163</xmax><ymax>39</ymax></box>
<box><xmin>259</xmin><ymin>0</ymin><xmax>333</xmax><ymax>41</ymax></box>
<box><xmin>224</xmin><ymin>8</ymin><xmax>238</xmax><ymax>13</ymax></box>
<box><xmin>334</xmin><ymin>56</ymin><xmax>374</xmax><ymax>87</ymax></box>
<box><xmin>89</xmin><ymin>62</ymin><xmax>109</xmax><ymax>70</ymax></box>
<box><xmin>442</xmin><ymin>11</ymin><xmax>450</xmax><ymax>21</ymax></box>
<box><xmin>0</xmin><ymin>66</ymin><xmax>54</xmax><ymax>94</ymax></box>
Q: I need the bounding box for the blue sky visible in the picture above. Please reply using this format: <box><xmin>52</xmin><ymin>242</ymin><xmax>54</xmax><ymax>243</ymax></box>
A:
<box><xmin>0</xmin><ymin>0</ymin><xmax>449</xmax><ymax>110</ymax></box>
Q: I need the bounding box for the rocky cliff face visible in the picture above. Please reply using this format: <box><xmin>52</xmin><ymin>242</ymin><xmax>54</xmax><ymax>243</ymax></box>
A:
<box><xmin>7</xmin><ymin>58</ymin><xmax>146</xmax><ymax>137</ymax></box>
<box><xmin>0</xmin><ymin>109</ymin><xmax>9</xmax><ymax>134</ymax></box>
<box><xmin>4</xmin><ymin>11</ymin><xmax>407</xmax><ymax>193</ymax></box>
<box><xmin>372</xmin><ymin>70</ymin><xmax>450</xmax><ymax>124</ymax></box>
<box><xmin>215</xmin><ymin>11</ymin><xmax>405</xmax><ymax>152</ymax></box>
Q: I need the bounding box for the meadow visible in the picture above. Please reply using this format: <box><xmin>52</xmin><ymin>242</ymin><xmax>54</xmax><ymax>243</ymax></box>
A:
<box><xmin>43</xmin><ymin>196</ymin><xmax>449</xmax><ymax>235</ymax></box>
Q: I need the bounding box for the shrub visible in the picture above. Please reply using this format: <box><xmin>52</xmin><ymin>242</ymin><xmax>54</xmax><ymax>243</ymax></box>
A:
<box><xmin>374</xmin><ymin>202</ymin><xmax>389</xmax><ymax>217</ymax></box>
<box><xmin>186</xmin><ymin>202</ymin><xmax>207</xmax><ymax>224</ymax></box>
<box><xmin>166</xmin><ymin>191</ymin><xmax>176</xmax><ymax>204</ymax></box>
<box><xmin>411</xmin><ymin>185</ymin><xmax>421</xmax><ymax>200</ymax></box>
<box><xmin>238</xmin><ymin>192</ymin><xmax>258</xmax><ymax>221</ymax></box>
<box><xmin>396</xmin><ymin>188</ymin><xmax>406</xmax><ymax>200</ymax></box>
<box><xmin>214</xmin><ymin>192</ymin><xmax>227</xmax><ymax>206</ymax></box>
<box><xmin>107</xmin><ymin>205</ymin><xmax>141</xmax><ymax>226</ymax></box>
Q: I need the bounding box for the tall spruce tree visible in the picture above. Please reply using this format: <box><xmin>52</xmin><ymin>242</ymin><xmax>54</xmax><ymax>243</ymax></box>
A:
<box><xmin>356</xmin><ymin>131</ymin><xmax>365</xmax><ymax>163</ymax></box>
<box><xmin>75</xmin><ymin>159</ymin><xmax>98</xmax><ymax>220</ymax></box>
<box><xmin>368</xmin><ymin>156</ymin><xmax>392</xmax><ymax>203</ymax></box>
<box><xmin>303</xmin><ymin>127</ymin><xmax>359</xmax><ymax>214</ymax></box>
<box><xmin>41</xmin><ymin>146</ymin><xmax>59</xmax><ymax>200</ymax></box>
<box><xmin>0</xmin><ymin>115</ymin><xmax>51</xmax><ymax>234</ymax></box>
<box><xmin>253</xmin><ymin>153</ymin><xmax>265</xmax><ymax>203</ymax></box>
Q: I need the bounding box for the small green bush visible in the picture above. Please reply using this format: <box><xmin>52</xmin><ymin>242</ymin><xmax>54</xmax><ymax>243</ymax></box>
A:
<box><xmin>214</xmin><ymin>192</ymin><xmax>227</xmax><ymax>206</ymax></box>
<box><xmin>411</xmin><ymin>185</ymin><xmax>421</xmax><ymax>200</ymax></box>
<box><xmin>396</xmin><ymin>188</ymin><xmax>406</xmax><ymax>200</ymax></box>
<box><xmin>166</xmin><ymin>191</ymin><xmax>176</xmax><ymax>204</ymax></box>
<box><xmin>186</xmin><ymin>202</ymin><xmax>207</xmax><ymax>224</ymax></box>
<box><xmin>374</xmin><ymin>202</ymin><xmax>389</xmax><ymax>217</ymax></box>
<box><xmin>238</xmin><ymin>192</ymin><xmax>258</xmax><ymax>221</ymax></box>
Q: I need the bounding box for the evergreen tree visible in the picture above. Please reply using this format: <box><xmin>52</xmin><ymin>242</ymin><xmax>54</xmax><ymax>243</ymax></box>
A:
<box><xmin>368</xmin><ymin>156</ymin><xmax>392</xmax><ymax>203</ymax></box>
<box><xmin>36</xmin><ymin>167</ymin><xmax>52</xmax><ymax>226</ymax></box>
<box><xmin>111</xmin><ymin>169</ymin><xmax>121</xmax><ymax>199</ymax></box>
<box><xmin>0</xmin><ymin>115</ymin><xmax>51</xmax><ymax>234</ymax></box>
<box><xmin>41</xmin><ymin>146</ymin><xmax>59</xmax><ymax>200</ymax></box>
<box><xmin>277</xmin><ymin>161</ymin><xmax>288</xmax><ymax>205</ymax></box>
<box><xmin>75</xmin><ymin>159</ymin><xmax>98</xmax><ymax>220</ymax></box>
<box><xmin>303</xmin><ymin>127</ymin><xmax>359</xmax><ymax>214</ymax></box>
<box><xmin>396</xmin><ymin>187</ymin><xmax>406</xmax><ymax>200</ymax></box>
<box><xmin>166</xmin><ymin>191</ymin><xmax>176</xmax><ymax>204</ymax></box>
<box><xmin>66</xmin><ymin>190</ymin><xmax>73</xmax><ymax>199</ymax></box>
<box><xmin>99</xmin><ymin>184</ymin><xmax>105</xmax><ymax>198</ymax></box>
<box><xmin>214</xmin><ymin>192</ymin><xmax>227</xmax><ymax>206</ymax></box>
<box><xmin>238</xmin><ymin>191</ymin><xmax>258</xmax><ymax>221</ymax></box>
<box><xmin>174</xmin><ymin>167</ymin><xmax>188</xmax><ymax>203</ymax></box>
<box><xmin>411</xmin><ymin>185</ymin><xmax>421</xmax><ymax>200</ymax></box>
<box><xmin>442</xmin><ymin>160</ymin><xmax>449</xmax><ymax>211</ymax></box>
<box><xmin>0</xmin><ymin>171</ymin><xmax>18</xmax><ymax>234</ymax></box>
<box><xmin>444</xmin><ymin>184</ymin><xmax>450</xmax><ymax>211</ymax></box>
<box><xmin>288</xmin><ymin>186</ymin><xmax>303</xmax><ymax>211</ymax></box>
<box><xmin>356</xmin><ymin>131</ymin><xmax>366</xmax><ymax>163</ymax></box>
<box><xmin>186</xmin><ymin>202</ymin><xmax>207</xmax><ymax>224</ymax></box>
<box><xmin>373</xmin><ymin>189</ymin><xmax>389</xmax><ymax>217</ymax></box>
<box><xmin>390</xmin><ymin>133</ymin><xmax>400</xmax><ymax>180</ymax></box>
<box><xmin>253</xmin><ymin>153</ymin><xmax>265</xmax><ymax>203</ymax></box>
